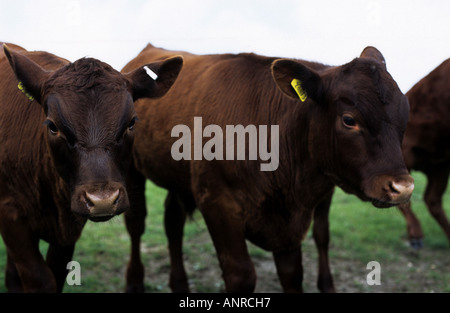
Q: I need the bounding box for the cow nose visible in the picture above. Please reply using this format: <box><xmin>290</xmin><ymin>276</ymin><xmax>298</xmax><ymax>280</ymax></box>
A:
<box><xmin>85</xmin><ymin>189</ymin><xmax>120</xmax><ymax>217</ymax></box>
<box><xmin>387</xmin><ymin>177</ymin><xmax>415</xmax><ymax>204</ymax></box>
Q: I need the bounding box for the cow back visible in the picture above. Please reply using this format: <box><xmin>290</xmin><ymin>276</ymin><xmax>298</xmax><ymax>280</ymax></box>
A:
<box><xmin>123</xmin><ymin>45</ymin><xmax>311</xmax><ymax>194</ymax></box>
<box><xmin>403</xmin><ymin>58</ymin><xmax>450</xmax><ymax>170</ymax></box>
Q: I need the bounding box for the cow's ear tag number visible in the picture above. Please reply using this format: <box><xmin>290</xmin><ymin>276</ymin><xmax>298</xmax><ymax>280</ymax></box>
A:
<box><xmin>291</xmin><ymin>79</ymin><xmax>307</xmax><ymax>102</ymax></box>
<box><xmin>18</xmin><ymin>81</ymin><xmax>35</xmax><ymax>101</ymax></box>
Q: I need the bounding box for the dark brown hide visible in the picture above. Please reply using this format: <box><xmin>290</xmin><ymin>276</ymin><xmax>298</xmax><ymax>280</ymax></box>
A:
<box><xmin>310</xmin><ymin>58</ymin><xmax>450</xmax><ymax>294</ymax></box>
<box><xmin>0</xmin><ymin>43</ymin><xmax>182</xmax><ymax>292</ymax></box>
<box><xmin>398</xmin><ymin>58</ymin><xmax>450</xmax><ymax>247</ymax></box>
<box><xmin>122</xmin><ymin>43</ymin><xmax>413</xmax><ymax>292</ymax></box>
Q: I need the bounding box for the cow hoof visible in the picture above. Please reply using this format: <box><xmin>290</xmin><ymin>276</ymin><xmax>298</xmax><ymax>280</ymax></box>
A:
<box><xmin>410</xmin><ymin>238</ymin><xmax>424</xmax><ymax>250</ymax></box>
<box><xmin>125</xmin><ymin>284</ymin><xmax>145</xmax><ymax>293</ymax></box>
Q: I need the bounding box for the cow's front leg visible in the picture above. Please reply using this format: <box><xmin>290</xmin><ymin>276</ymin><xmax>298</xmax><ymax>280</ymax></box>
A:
<box><xmin>198</xmin><ymin>195</ymin><xmax>256</xmax><ymax>293</ymax></box>
<box><xmin>5</xmin><ymin>254</ymin><xmax>22</xmax><ymax>292</ymax></box>
<box><xmin>312</xmin><ymin>191</ymin><xmax>336</xmax><ymax>293</ymax></box>
<box><xmin>1</xmin><ymin>216</ymin><xmax>56</xmax><ymax>292</ymax></box>
<box><xmin>124</xmin><ymin>168</ymin><xmax>147</xmax><ymax>292</ymax></box>
<box><xmin>46</xmin><ymin>243</ymin><xmax>75</xmax><ymax>292</ymax></box>
<box><xmin>164</xmin><ymin>190</ymin><xmax>196</xmax><ymax>292</ymax></box>
<box><xmin>273</xmin><ymin>247</ymin><xmax>303</xmax><ymax>292</ymax></box>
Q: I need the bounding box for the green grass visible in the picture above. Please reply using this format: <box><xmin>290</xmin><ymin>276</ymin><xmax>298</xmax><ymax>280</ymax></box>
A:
<box><xmin>325</xmin><ymin>172</ymin><xmax>450</xmax><ymax>292</ymax></box>
<box><xmin>331</xmin><ymin>172</ymin><xmax>449</xmax><ymax>250</ymax></box>
<box><xmin>0</xmin><ymin>171</ymin><xmax>448</xmax><ymax>293</ymax></box>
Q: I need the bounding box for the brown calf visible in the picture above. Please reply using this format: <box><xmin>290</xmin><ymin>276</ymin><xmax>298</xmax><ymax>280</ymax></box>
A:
<box><xmin>0</xmin><ymin>43</ymin><xmax>182</xmax><ymax>292</ymax></box>
<box><xmin>122</xmin><ymin>43</ymin><xmax>413</xmax><ymax>292</ymax></box>
<box><xmin>398</xmin><ymin>58</ymin><xmax>450</xmax><ymax>248</ymax></box>
<box><xmin>309</xmin><ymin>58</ymin><xmax>450</xmax><ymax>292</ymax></box>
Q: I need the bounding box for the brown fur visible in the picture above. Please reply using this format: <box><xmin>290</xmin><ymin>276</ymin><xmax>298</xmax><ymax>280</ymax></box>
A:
<box><xmin>398</xmin><ymin>58</ymin><xmax>450</xmax><ymax>247</ymax></box>
<box><xmin>0</xmin><ymin>43</ymin><xmax>182</xmax><ymax>292</ymax></box>
<box><xmin>122</xmin><ymin>43</ymin><xmax>413</xmax><ymax>292</ymax></box>
<box><xmin>305</xmin><ymin>58</ymin><xmax>450</xmax><ymax>293</ymax></box>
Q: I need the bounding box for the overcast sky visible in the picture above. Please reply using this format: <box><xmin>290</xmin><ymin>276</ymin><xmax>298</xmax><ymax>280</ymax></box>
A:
<box><xmin>1</xmin><ymin>0</ymin><xmax>449</xmax><ymax>93</ymax></box>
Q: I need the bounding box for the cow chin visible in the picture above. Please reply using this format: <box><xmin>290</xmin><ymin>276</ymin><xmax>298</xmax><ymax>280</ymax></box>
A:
<box><xmin>369</xmin><ymin>198</ymin><xmax>401</xmax><ymax>209</ymax></box>
<box><xmin>70</xmin><ymin>182</ymin><xmax>129</xmax><ymax>222</ymax></box>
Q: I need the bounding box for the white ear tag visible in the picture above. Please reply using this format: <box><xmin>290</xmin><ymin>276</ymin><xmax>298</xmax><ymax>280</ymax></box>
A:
<box><xmin>143</xmin><ymin>66</ymin><xmax>158</xmax><ymax>80</ymax></box>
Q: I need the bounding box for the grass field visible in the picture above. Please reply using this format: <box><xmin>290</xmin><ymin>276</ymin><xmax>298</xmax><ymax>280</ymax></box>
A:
<box><xmin>0</xmin><ymin>171</ymin><xmax>449</xmax><ymax>293</ymax></box>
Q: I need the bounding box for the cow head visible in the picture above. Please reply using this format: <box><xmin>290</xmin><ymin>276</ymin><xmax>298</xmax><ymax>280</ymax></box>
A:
<box><xmin>272</xmin><ymin>46</ymin><xmax>414</xmax><ymax>208</ymax></box>
<box><xmin>3</xmin><ymin>44</ymin><xmax>183</xmax><ymax>221</ymax></box>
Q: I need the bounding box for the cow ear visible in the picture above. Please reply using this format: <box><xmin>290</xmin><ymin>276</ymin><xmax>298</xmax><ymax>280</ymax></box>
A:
<box><xmin>124</xmin><ymin>55</ymin><xmax>183</xmax><ymax>101</ymax></box>
<box><xmin>271</xmin><ymin>59</ymin><xmax>323</xmax><ymax>103</ymax></box>
<box><xmin>3</xmin><ymin>44</ymin><xmax>50</xmax><ymax>104</ymax></box>
<box><xmin>360</xmin><ymin>46</ymin><xmax>386</xmax><ymax>70</ymax></box>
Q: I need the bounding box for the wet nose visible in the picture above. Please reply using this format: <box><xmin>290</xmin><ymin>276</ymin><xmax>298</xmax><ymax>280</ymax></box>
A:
<box><xmin>387</xmin><ymin>177</ymin><xmax>415</xmax><ymax>204</ymax></box>
<box><xmin>85</xmin><ymin>189</ymin><xmax>120</xmax><ymax>217</ymax></box>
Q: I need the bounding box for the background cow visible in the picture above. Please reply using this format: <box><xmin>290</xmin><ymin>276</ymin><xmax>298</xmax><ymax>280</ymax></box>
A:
<box><xmin>122</xmin><ymin>43</ymin><xmax>413</xmax><ymax>293</ymax></box>
<box><xmin>0</xmin><ymin>43</ymin><xmax>182</xmax><ymax>292</ymax></box>
<box><xmin>398</xmin><ymin>58</ymin><xmax>450</xmax><ymax>248</ymax></box>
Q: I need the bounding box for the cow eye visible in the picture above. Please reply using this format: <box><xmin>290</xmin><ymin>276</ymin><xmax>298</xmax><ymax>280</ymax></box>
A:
<box><xmin>44</xmin><ymin>120</ymin><xmax>59</xmax><ymax>135</ymax></box>
<box><xmin>342</xmin><ymin>115</ymin><xmax>357</xmax><ymax>128</ymax></box>
<box><xmin>128</xmin><ymin>117</ymin><xmax>138</xmax><ymax>131</ymax></box>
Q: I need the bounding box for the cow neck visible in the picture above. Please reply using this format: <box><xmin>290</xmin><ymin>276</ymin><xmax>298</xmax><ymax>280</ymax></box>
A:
<box><xmin>278</xmin><ymin>97</ymin><xmax>335</xmax><ymax>207</ymax></box>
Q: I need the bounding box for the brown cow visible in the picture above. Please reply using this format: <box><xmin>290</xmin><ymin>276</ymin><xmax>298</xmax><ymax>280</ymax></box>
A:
<box><xmin>306</xmin><ymin>58</ymin><xmax>450</xmax><ymax>291</ymax></box>
<box><xmin>398</xmin><ymin>58</ymin><xmax>450</xmax><ymax>248</ymax></box>
<box><xmin>122</xmin><ymin>43</ymin><xmax>414</xmax><ymax>293</ymax></box>
<box><xmin>0</xmin><ymin>43</ymin><xmax>182</xmax><ymax>292</ymax></box>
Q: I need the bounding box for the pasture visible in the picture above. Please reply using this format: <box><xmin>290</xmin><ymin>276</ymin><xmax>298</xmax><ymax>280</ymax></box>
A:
<box><xmin>0</xmin><ymin>171</ymin><xmax>448</xmax><ymax>293</ymax></box>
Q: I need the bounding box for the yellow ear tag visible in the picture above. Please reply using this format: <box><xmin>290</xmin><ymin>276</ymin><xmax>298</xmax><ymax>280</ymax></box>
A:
<box><xmin>291</xmin><ymin>78</ymin><xmax>307</xmax><ymax>102</ymax></box>
<box><xmin>18</xmin><ymin>81</ymin><xmax>35</xmax><ymax>101</ymax></box>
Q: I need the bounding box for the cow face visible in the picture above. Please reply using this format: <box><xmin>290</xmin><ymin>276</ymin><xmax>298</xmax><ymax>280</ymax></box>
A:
<box><xmin>4</xmin><ymin>45</ymin><xmax>183</xmax><ymax>221</ymax></box>
<box><xmin>272</xmin><ymin>47</ymin><xmax>414</xmax><ymax>208</ymax></box>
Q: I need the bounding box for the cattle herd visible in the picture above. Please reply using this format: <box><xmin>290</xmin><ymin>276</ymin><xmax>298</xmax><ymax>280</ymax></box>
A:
<box><xmin>0</xmin><ymin>42</ymin><xmax>448</xmax><ymax>293</ymax></box>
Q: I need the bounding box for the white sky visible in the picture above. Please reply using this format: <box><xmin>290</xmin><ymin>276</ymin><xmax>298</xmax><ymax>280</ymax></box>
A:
<box><xmin>1</xmin><ymin>0</ymin><xmax>449</xmax><ymax>93</ymax></box>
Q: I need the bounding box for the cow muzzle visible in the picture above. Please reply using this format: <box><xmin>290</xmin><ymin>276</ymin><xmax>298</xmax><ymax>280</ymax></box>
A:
<box><xmin>365</xmin><ymin>174</ymin><xmax>415</xmax><ymax>208</ymax></box>
<box><xmin>71</xmin><ymin>183</ymin><xmax>129</xmax><ymax>221</ymax></box>
<box><xmin>387</xmin><ymin>179</ymin><xmax>415</xmax><ymax>203</ymax></box>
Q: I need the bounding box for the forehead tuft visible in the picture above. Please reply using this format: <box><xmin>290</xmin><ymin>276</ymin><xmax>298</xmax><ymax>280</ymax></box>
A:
<box><xmin>43</xmin><ymin>58</ymin><xmax>133</xmax><ymax>137</ymax></box>
<box><xmin>338</xmin><ymin>58</ymin><xmax>398</xmax><ymax>105</ymax></box>
<box><xmin>44</xmin><ymin>58</ymin><xmax>127</xmax><ymax>94</ymax></box>
<box><xmin>342</xmin><ymin>57</ymin><xmax>383</xmax><ymax>73</ymax></box>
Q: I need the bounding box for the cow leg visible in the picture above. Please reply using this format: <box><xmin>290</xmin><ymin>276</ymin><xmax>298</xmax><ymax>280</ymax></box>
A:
<box><xmin>124</xmin><ymin>167</ymin><xmax>147</xmax><ymax>292</ymax></box>
<box><xmin>312</xmin><ymin>191</ymin><xmax>336</xmax><ymax>293</ymax></box>
<box><xmin>273</xmin><ymin>247</ymin><xmax>303</xmax><ymax>292</ymax></box>
<box><xmin>424</xmin><ymin>168</ymin><xmax>450</xmax><ymax>243</ymax></box>
<box><xmin>164</xmin><ymin>190</ymin><xmax>194</xmax><ymax>292</ymax></box>
<box><xmin>1</xmin><ymin>222</ymin><xmax>56</xmax><ymax>292</ymax></box>
<box><xmin>397</xmin><ymin>202</ymin><xmax>424</xmax><ymax>249</ymax></box>
<box><xmin>198</xmin><ymin>197</ymin><xmax>256</xmax><ymax>292</ymax></box>
<box><xmin>45</xmin><ymin>243</ymin><xmax>75</xmax><ymax>292</ymax></box>
<box><xmin>5</xmin><ymin>254</ymin><xmax>22</xmax><ymax>292</ymax></box>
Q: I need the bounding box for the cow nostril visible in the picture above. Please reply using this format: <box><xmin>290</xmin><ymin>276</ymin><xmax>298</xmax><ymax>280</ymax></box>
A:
<box><xmin>113</xmin><ymin>192</ymin><xmax>120</xmax><ymax>205</ymax></box>
<box><xmin>389</xmin><ymin>182</ymin><xmax>400</xmax><ymax>194</ymax></box>
<box><xmin>387</xmin><ymin>180</ymin><xmax>415</xmax><ymax>203</ymax></box>
<box><xmin>84</xmin><ymin>196</ymin><xmax>95</xmax><ymax>209</ymax></box>
<box><xmin>85</xmin><ymin>189</ymin><xmax>120</xmax><ymax>211</ymax></box>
